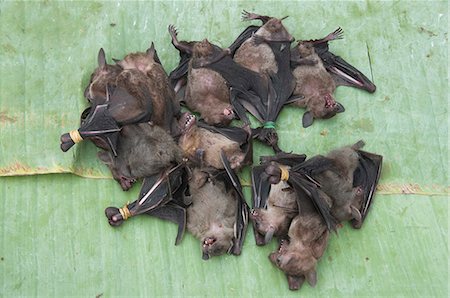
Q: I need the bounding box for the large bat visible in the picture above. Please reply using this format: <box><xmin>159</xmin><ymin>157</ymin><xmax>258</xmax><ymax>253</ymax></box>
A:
<box><xmin>186</xmin><ymin>151</ymin><xmax>249</xmax><ymax>259</ymax></box>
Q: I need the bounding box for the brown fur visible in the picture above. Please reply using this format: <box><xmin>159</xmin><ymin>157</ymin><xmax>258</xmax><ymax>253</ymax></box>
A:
<box><xmin>234</xmin><ymin>17</ymin><xmax>292</xmax><ymax>76</ymax></box>
<box><xmin>187</xmin><ymin>169</ymin><xmax>237</xmax><ymax>259</ymax></box>
<box><xmin>269</xmin><ymin>196</ymin><xmax>330</xmax><ymax>290</ymax></box>
<box><xmin>251</xmin><ymin>180</ymin><xmax>298</xmax><ymax>240</ymax></box>
<box><xmin>291</xmin><ymin>43</ymin><xmax>338</xmax><ymax>119</ymax></box>
<box><xmin>313</xmin><ymin>141</ymin><xmax>365</xmax><ymax>223</ymax></box>
<box><xmin>98</xmin><ymin>123</ymin><xmax>182</xmax><ymax>191</ymax></box>
<box><xmin>116</xmin><ymin>51</ymin><xmax>179</xmax><ymax>132</ymax></box>
<box><xmin>178</xmin><ymin>124</ymin><xmax>245</xmax><ymax>170</ymax></box>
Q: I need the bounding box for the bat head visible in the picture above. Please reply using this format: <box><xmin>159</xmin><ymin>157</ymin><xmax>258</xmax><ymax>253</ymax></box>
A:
<box><xmin>201</xmin><ymin>232</ymin><xmax>234</xmax><ymax>260</ymax></box>
<box><xmin>115</xmin><ymin>43</ymin><xmax>161</xmax><ymax>75</ymax></box>
<box><xmin>303</xmin><ymin>94</ymin><xmax>345</xmax><ymax>127</ymax></box>
<box><xmin>84</xmin><ymin>48</ymin><xmax>122</xmax><ymax>103</ymax></box>
<box><xmin>269</xmin><ymin>240</ymin><xmax>318</xmax><ymax>288</ymax></box>
<box><xmin>259</xmin><ymin>17</ymin><xmax>294</xmax><ymax>42</ymax></box>
<box><xmin>296</xmin><ymin>41</ymin><xmax>315</xmax><ymax>57</ymax></box>
<box><xmin>193</xmin><ymin>39</ymin><xmax>214</xmax><ymax>58</ymax></box>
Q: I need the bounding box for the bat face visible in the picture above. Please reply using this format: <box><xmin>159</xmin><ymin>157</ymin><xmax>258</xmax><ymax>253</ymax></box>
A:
<box><xmin>186</xmin><ymin>169</ymin><xmax>238</xmax><ymax>260</ymax></box>
<box><xmin>250</xmin><ymin>181</ymin><xmax>298</xmax><ymax>243</ymax></box>
<box><xmin>269</xmin><ymin>214</ymin><xmax>329</xmax><ymax>290</ymax></box>
<box><xmin>193</xmin><ymin>39</ymin><xmax>215</xmax><ymax>58</ymax></box>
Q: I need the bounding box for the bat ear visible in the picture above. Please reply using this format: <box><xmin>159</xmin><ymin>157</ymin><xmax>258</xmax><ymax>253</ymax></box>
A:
<box><xmin>98</xmin><ymin>48</ymin><xmax>107</xmax><ymax>69</ymax></box>
<box><xmin>335</xmin><ymin>102</ymin><xmax>345</xmax><ymax>113</ymax></box>
<box><xmin>305</xmin><ymin>269</ymin><xmax>317</xmax><ymax>287</ymax></box>
<box><xmin>302</xmin><ymin>111</ymin><xmax>314</xmax><ymax>128</ymax></box>
<box><xmin>287</xmin><ymin>275</ymin><xmax>305</xmax><ymax>291</ymax></box>
<box><xmin>147</xmin><ymin>42</ymin><xmax>161</xmax><ymax>64</ymax></box>
<box><xmin>97</xmin><ymin>151</ymin><xmax>113</xmax><ymax>165</ymax></box>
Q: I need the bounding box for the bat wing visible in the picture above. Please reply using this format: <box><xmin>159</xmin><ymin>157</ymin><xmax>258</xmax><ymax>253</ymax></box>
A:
<box><xmin>318</xmin><ymin>50</ymin><xmax>376</xmax><ymax>93</ymax></box>
<box><xmin>220</xmin><ymin>151</ymin><xmax>249</xmax><ymax>256</ymax></box>
<box><xmin>130</xmin><ymin>163</ymin><xmax>186</xmax><ymax>215</ymax></box>
<box><xmin>197</xmin><ymin>121</ymin><xmax>248</xmax><ymax>145</ymax></box>
<box><xmin>147</xmin><ymin>203</ymin><xmax>187</xmax><ymax>245</ymax></box>
<box><xmin>260</xmin><ymin>152</ymin><xmax>307</xmax><ymax>168</ymax></box>
<box><xmin>106</xmin><ymin>84</ymin><xmax>152</xmax><ymax>125</ymax></box>
<box><xmin>353</xmin><ymin>150</ymin><xmax>383</xmax><ymax>226</ymax></box>
<box><xmin>266</xmin><ymin>41</ymin><xmax>296</xmax><ymax>121</ymax></box>
<box><xmin>288</xmin><ymin>172</ymin><xmax>338</xmax><ymax>232</ymax></box>
<box><xmin>169</xmin><ymin>57</ymin><xmax>190</xmax><ymax>89</ymax></box>
<box><xmin>250</xmin><ymin>164</ymin><xmax>271</xmax><ymax>245</ymax></box>
<box><xmin>60</xmin><ymin>103</ymin><xmax>121</xmax><ymax>155</ymax></box>
<box><xmin>228</xmin><ymin>25</ymin><xmax>260</xmax><ymax>56</ymax></box>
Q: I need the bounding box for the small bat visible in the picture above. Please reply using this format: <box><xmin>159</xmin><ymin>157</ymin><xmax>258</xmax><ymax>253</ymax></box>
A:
<box><xmin>290</xmin><ymin>28</ymin><xmax>376</xmax><ymax>127</ymax></box>
<box><xmin>300</xmin><ymin>140</ymin><xmax>383</xmax><ymax>228</ymax></box>
<box><xmin>186</xmin><ymin>152</ymin><xmax>249</xmax><ymax>260</ymax></box>
<box><xmin>269</xmin><ymin>192</ymin><xmax>330</xmax><ymax>291</ymax></box>
<box><xmin>97</xmin><ymin>122</ymin><xmax>182</xmax><ymax>191</ymax></box>
<box><xmin>177</xmin><ymin>112</ymin><xmax>252</xmax><ymax>170</ymax></box>
<box><xmin>167</xmin><ymin>25</ymin><xmax>267</xmax><ymax>127</ymax></box>
<box><xmin>105</xmin><ymin>162</ymin><xmax>190</xmax><ymax>245</ymax></box>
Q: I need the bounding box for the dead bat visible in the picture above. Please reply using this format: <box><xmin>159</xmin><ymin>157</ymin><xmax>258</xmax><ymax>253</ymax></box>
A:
<box><xmin>97</xmin><ymin>122</ymin><xmax>182</xmax><ymax>191</ymax></box>
<box><xmin>250</xmin><ymin>178</ymin><xmax>299</xmax><ymax>245</ymax></box>
<box><xmin>230</xmin><ymin>11</ymin><xmax>296</xmax><ymax>151</ymax></box>
<box><xmin>253</xmin><ymin>152</ymin><xmax>338</xmax><ymax>233</ymax></box>
<box><xmin>290</xmin><ymin>28</ymin><xmax>376</xmax><ymax>127</ymax></box>
<box><xmin>186</xmin><ymin>152</ymin><xmax>249</xmax><ymax>259</ymax></box>
<box><xmin>300</xmin><ymin>140</ymin><xmax>383</xmax><ymax>228</ymax></box>
<box><xmin>105</xmin><ymin>162</ymin><xmax>190</xmax><ymax>245</ymax></box>
<box><xmin>115</xmin><ymin>42</ymin><xmax>181</xmax><ymax>133</ymax></box>
<box><xmin>262</xmin><ymin>141</ymin><xmax>382</xmax><ymax>228</ymax></box>
<box><xmin>167</xmin><ymin>25</ymin><xmax>268</xmax><ymax>127</ymax></box>
<box><xmin>177</xmin><ymin>112</ymin><xmax>252</xmax><ymax>170</ymax></box>
<box><xmin>269</xmin><ymin>191</ymin><xmax>330</xmax><ymax>291</ymax></box>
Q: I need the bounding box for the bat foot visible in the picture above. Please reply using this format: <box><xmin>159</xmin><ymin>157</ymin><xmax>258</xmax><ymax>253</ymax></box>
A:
<box><xmin>105</xmin><ymin>207</ymin><xmax>124</xmax><ymax>227</ymax></box>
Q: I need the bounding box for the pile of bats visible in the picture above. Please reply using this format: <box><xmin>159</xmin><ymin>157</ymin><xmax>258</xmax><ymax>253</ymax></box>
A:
<box><xmin>60</xmin><ymin>11</ymin><xmax>382</xmax><ymax>291</ymax></box>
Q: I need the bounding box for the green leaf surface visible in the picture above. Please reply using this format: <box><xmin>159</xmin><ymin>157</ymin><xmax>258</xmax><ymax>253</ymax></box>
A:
<box><xmin>0</xmin><ymin>0</ymin><xmax>448</xmax><ymax>296</ymax></box>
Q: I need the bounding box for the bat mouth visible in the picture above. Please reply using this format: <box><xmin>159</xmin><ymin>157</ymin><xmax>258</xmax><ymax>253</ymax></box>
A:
<box><xmin>180</xmin><ymin>112</ymin><xmax>196</xmax><ymax>132</ymax></box>
<box><xmin>324</xmin><ymin>94</ymin><xmax>336</xmax><ymax>109</ymax></box>
<box><xmin>203</xmin><ymin>237</ymin><xmax>216</xmax><ymax>246</ymax></box>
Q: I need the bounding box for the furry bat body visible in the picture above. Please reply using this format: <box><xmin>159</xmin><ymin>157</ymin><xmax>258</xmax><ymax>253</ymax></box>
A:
<box><xmin>177</xmin><ymin>112</ymin><xmax>251</xmax><ymax>170</ymax></box>
<box><xmin>305</xmin><ymin>140</ymin><xmax>382</xmax><ymax>227</ymax></box>
<box><xmin>231</xmin><ymin>11</ymin><xmax>296</xmax><ymax>151</ymax></box>
<box><xmin>269</xmin><ymin>192</ymin><xmax>330</xmax><ymax>291</ymax></box>
<box><xmin>187</xmin><ymin>153</ymin><xmax>249</xmax><ymax>259</ymax></box>
<box><xmin>98</xmin><ymin>122</ymin><xmax>182</xmax><ymax>191</ymax></box>
<box><xmin>290</xmin><ymin>28</ymin><xmax>376</xmax><ymax>127</ymax></box>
